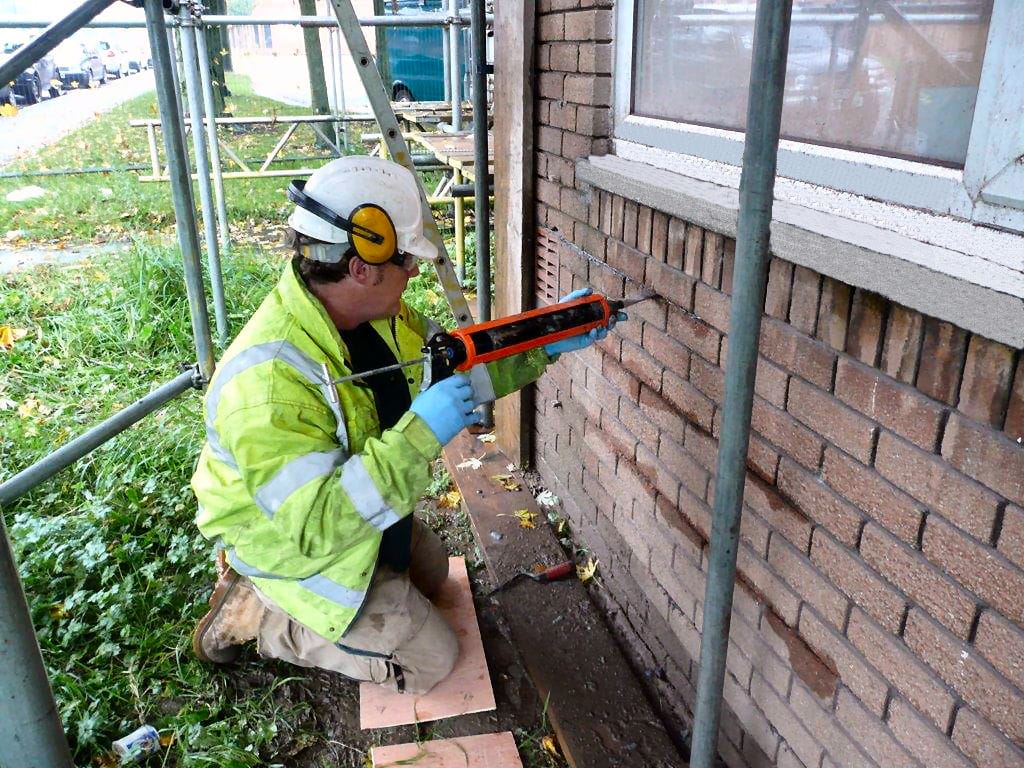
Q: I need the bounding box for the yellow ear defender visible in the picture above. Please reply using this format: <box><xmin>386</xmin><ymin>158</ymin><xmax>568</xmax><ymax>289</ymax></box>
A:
<box><xmin>348</xmin><ymin>204</ymin><xmax>398</xmax><ymax>265</ymax></box>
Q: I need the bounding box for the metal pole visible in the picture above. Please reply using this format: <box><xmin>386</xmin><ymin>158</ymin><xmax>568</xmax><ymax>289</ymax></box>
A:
<box><xmin>146</xmin><ymin>0</ymin><xmax>216</xmax><ymax>381</ymax></box>
<box><xmin>180</xmin><ymin>5</ymin><xmax>229</xmax><ymax>346</ymax></box>
<box><xmin>334</xmin><ymin>25</ymin><xmax>348</xmax><ymax>149</ymax></box>
<box><xmin>194</xmin><ymin>13</ymin><xmax>232</xmax><ymax>253</ymax></box>
<box><xmin>0</xmin><ymin>517</ymin><xmax>73</xmax><ymax>768</ymax></box>
<box><xmin>0</xmin><ymin>0</ymin><xmax>115</xmax><ymax>87</ymax></box>
<box><xmin>0</xmin><ymin>371</ymin><xmax>199</xmax><ymax>507</ymax></box>
<box><xmin>689</xmin><ymin>3</ymin><xmax>793</xmax><ymax>768</ymax></box>
<box><xmin>167</xmin><ymin>26</ymin><xmax>187</xmax><ymax>141</ymax></box>
<box><xmin>441</xmin><ymin>15</ymin><xmax>451</xmax><ymax>103</ymax></box>
<box><xmin>447</xmin><ymin>0</ymin><xmax>462</xmax><ymax>131</ymax></box>
<box><xmin>470</xmin><ymin>0</ymin><xmax>491</xmax><ymax>426</ymax></box>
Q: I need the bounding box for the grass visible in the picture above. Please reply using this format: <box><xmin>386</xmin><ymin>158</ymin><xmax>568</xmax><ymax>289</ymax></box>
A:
<box><xmin>1</xmin><ymin>75</ymin><xmax>557</xmax><ymax>768</ymax></box>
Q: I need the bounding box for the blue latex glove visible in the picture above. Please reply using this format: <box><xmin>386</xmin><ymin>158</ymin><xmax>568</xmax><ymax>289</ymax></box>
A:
<box><xmin>544</xmin><ymin>287</ymin><xmax>628</xmax><ymax>357</ymax></box>
<box><xmin>409</xmin><ymin>373</ymin><xmax>482</xmax><ymax>446</ymax></box>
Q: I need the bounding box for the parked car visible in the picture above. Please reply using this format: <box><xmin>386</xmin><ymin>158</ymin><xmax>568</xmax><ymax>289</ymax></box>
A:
<box><xmin>0</xmin><ymin>81</ymin><xmax>13</xmax><ymax>109</ymax></box>
<box><xmin>1</xmin><ymin>41</ymin><xmax>61</xmax><ymax>105</ymax></box>
<box><xmin>384</xmin><ymin>0</ymin><xmax>470</xmax><ymax>102</ymax></box>
<box><xmin>96</xmin><ymin>39</ymin><xmax>131</xmax><ymax>79</ymax></box>
<box><xmin>53</xmin><ymin>39</ymin><xmax>106</xmax><ymax>89</ymax></box>
<box><xmin>126</xmin><ymin>46</ymin><xmax>152</xmax><ymax>73</ymax></box>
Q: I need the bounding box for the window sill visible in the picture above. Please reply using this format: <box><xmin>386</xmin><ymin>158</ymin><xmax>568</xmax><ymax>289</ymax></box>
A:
<box><xmin>576</xmin><ymin>150</ymin><xmax>1024</xmax><ymax>348</ymax></box>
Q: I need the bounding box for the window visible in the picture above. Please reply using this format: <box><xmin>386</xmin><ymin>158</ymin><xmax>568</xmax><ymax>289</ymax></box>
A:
<box><xmin>615</xmin><ymin>0</ymin><xmax>1024</xmax><ymax>232</ymax></box>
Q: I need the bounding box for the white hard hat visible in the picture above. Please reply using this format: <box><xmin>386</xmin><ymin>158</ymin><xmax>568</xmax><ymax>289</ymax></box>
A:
<box><xmin>287</xmin><ymin>156</ymin><xmax>436</xmax><ymax>264</ymax></box>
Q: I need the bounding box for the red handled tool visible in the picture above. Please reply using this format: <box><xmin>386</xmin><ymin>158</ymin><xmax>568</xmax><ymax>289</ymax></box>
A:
<box><xmin>486</xmin><ymin>560</ymin><xmax>576</xmax><ymax>597</ymax></box>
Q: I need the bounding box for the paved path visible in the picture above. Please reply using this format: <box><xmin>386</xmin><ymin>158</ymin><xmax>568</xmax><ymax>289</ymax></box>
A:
<box><xmin>0</xmin><ymin>71</ymin><xmax>155</xmax><ymax>169</ymax></box>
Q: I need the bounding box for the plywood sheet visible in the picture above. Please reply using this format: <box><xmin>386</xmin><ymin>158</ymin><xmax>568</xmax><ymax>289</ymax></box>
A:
<box><xmin>359</xmin><ymin>556</ymin><xmax>496</xmax><ymax>728</ymax></box>
<box><xmin>371</xmin><ymin>731</ymin><xmax>523</xmax><ymax>768</ymax></box>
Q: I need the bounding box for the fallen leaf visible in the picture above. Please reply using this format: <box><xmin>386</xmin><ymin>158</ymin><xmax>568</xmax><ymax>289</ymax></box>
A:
<box><xmin>577</xmin><ymin>557</ymin><xmax>598</xmax><ymax>583</ymax></box>
<box><xmin>542</xmin><ymin>735</ymin><xmax>559</xmax><ymax>757</ymax></box>
<box><xmin>455</xmin><ymin>455</ymin><xmax>483</xmax><ymax>470</ymax></box>
<box><xmin>0</xmin><ymin>325</ymin><xmax>28</xmax><ymax>350</ymax></box>
<box><xmin>48</xmin><ymin>603</ymin><xmax>65</xmax><ymax>620</ymax></box>
<box><xmin>159</xmin><ymin>733</ymin><xmax>175</xmax><ymax>747</ymax></box>
<box><xmin>513</xmin><ymin>509</ymin><xmax>536</xmax><ymax>529</ymax></box>
<box><xmin>0</xmin><ymin>102</ymin><xmax>16</xmax><ymax>117</ymax></box>
<box><xmin>491</xmin><ymin>474</ymin><xmax>521</xmax><ymax>492</ymax></box>
<box><xmin>17</xmin><ymin>397</ymin><xmax>39</xmax><ymax>418</ymax></box>
<box><xmin>0</xmin><ymin>397</ymin><xmax>16</xmax><ymax>410</ymax></box>
<box><xmin>535</xmin><ymin>489</ymin><xmax>560</xmax><ymax>508</ymax></box>
<box><xmin>436</xmin><ymin>489</ymin><xmax>462</xmax><ymax>509</ymax></box>
<box><xmin>477</xmin><ymin>433</ymin><xmax>496</xmax><ymax>443</ymax></box>
<box><xmin>506</xmin><ymin>462</ymin><xmax>519</xmax><ymax>472</ymax></box>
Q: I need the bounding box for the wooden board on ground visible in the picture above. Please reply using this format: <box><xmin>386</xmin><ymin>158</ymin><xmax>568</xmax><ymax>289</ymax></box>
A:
<box><xmin>444</xmin><ymin>431</ymin><xmax>686</xmax><ymax>767</ymax></box>
<box><xmin>359</xmin><ymin>556</ymin><xmax>496</xmax><ymax>729</ymax></box>
<box><xmin>371</xmin><ymin>731</ymin><xmax>523</xmax><ymax>768</ymax></box>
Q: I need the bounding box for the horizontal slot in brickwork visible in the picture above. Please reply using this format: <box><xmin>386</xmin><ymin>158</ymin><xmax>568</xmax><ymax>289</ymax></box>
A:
<box><xmin>528</xmin><ymin>159</ymin><xmax>1024</xmax><ymax>766</ymax></box>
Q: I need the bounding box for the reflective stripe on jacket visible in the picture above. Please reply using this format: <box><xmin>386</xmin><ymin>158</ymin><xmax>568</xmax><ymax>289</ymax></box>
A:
<box><xmin>191</xmin><ymin>261</ymin><xmax>550</xmax><ymax>640</ymax></box>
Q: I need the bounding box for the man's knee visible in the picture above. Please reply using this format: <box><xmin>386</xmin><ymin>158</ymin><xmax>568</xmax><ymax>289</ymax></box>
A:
<box><xmin>397</xmin><ymin>608</ymin><xmax>459</xmax><ymax>694</ymax></box>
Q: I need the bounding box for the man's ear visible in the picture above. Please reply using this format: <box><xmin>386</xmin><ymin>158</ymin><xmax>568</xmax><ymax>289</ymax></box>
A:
<box><xmin>346</xmin><ymin>256</ymin><xmax>374</xmax><ymax>286</ymax></box>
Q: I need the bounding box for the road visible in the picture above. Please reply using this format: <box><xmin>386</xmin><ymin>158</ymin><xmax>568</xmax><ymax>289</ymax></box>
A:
<box><xmin>0</xmin><ymin>71</ymin><xmax>155</xmax><ymax>169</ymax></box>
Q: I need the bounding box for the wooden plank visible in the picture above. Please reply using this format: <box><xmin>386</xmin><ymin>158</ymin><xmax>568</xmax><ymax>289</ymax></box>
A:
<box><xmin>372</xmin><ymin>732</ymin><xmax>523</xmax><ymax>768</ymax></box>
<box><xmin>359</xmin><ymin>557</ymin><xmax>496</xmax><ymax>729</ymax></box>
<box><xmin>493</xmin><ymin>0</ymin><xmax>536</xmax><ymax>465</ymax></box>
<box><xmin>444</xmin><ymin>432</ymin><xmax>687</xmax><ymax>768</ymax></box>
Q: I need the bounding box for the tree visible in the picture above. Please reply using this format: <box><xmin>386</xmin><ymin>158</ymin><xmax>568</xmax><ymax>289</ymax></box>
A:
<box><xmin>205</xmin><ymin>0</ymin><xmax>232</xmax><ymax>114</ymax></box>
<box><xmin>298</xmin><ymin>0</ymin><xmax>330</xmax><ymax>116</ymax></box>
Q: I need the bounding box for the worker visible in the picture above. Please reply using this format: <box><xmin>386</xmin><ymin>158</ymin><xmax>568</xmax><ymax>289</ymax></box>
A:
<box><xmin>189</xmin><ymin>156</ymin><xmax>625</xmax><ymax>695</ymax></box>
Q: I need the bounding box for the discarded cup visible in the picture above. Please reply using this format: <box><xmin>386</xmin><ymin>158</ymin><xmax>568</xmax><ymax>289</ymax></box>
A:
<box><xmin>112</xmin><ymin>724</ymin><xmax>159</xmax><ymax>763</ymax></box>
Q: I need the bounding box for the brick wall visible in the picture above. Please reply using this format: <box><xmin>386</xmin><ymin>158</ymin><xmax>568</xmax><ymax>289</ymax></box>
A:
<box><xmin>529</xmin><ymin>5</ymin><xmax>1024</xmax><ymax>760</ymax></box>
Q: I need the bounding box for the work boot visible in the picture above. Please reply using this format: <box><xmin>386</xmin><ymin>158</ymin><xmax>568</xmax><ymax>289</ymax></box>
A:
<box><xmin>192</xmin><ymin>568</ymin><xmax>264</xmax><ymax>664</ymax></box>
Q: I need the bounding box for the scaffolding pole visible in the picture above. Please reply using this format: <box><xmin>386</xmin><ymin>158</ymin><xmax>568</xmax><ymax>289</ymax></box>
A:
<box><xmin>470</xmin><ymin>0</ymin><xmax>491</xmax><ymax>425</ymax></box>
<box><xmin>179</xmin><ymin>4</ymin><xmax>228</xmax><ymax>345</ymax></box>
<box><xmin>194</xmin><ymin>12</ymin><xmax>232</xmax><ymax>253</ymax></box>
<box><xmin>688</xmin><ymin>2</ymin><xmax>793</xmax><ymax>767</ymax></box>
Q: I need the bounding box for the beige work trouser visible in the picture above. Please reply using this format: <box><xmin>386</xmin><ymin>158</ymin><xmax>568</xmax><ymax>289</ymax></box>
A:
<box><xmin>253</xmin><ymin>517</ymin><xmax>458</xmax><ymax>695</ymax></box>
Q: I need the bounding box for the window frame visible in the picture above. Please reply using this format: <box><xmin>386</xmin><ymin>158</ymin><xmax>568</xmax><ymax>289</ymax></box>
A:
<box><xmin>613</xmin><ymin>0</ymin><xmax>1024</xmax><ymax>233</ymax></box>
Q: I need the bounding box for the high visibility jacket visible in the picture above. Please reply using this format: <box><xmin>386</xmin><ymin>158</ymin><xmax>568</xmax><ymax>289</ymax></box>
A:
<box><xmin>192</xmin><ymin>262</ymin><xmax>549</xmax><ymax>641</ymax></box>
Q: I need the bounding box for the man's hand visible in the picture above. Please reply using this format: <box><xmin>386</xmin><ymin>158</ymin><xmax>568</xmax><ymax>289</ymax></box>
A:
<box><xmin>409</xmin><ymin>373</ymin><xmax>482</xmax><ymax>446</ymax></box>
<box><xmin>544</xmin><ymin>287</ymin><xmax>628</xmax><ymax>357</ymax></box>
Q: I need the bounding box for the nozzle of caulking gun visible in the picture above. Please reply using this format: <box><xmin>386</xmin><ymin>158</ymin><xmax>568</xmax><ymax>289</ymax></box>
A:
<box><xmin>609</xmin><ymin>290</ymin><xmax>656</xmax><ymax>312</ymax></box>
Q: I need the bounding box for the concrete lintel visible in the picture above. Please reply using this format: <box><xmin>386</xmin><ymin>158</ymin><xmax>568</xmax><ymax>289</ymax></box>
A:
<box><xmin>577</xmin><ymin>154</ymin><xmax>1024</xmax><ymax>349</ymax></box>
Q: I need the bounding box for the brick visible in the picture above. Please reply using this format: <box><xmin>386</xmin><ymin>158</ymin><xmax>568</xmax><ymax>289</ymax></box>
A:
<box><xmin>537</xmin><ymin>125</ymin><xmax>562</xmax><ymax>154</ymax></box>
<box><xmin>689</xmin><ymin>353</ymin><xmax>723</xmax><ymax>404</ymax></box>
<box><xmin>951</xmin><ymin>705</ymin><xmax>1024</xmax><ymax>768</ymax></box>
<box><xmin>730</xmin><ymin>615</ymin><xmax>789</xmax><ymax>695</ymax></box>
<box><xmin>888</xmin><ymin>696</ymin><xmax>970</xmax><ymax>768</ymax></box>
<box><xmin>617</xmin><ymin>393</ymin><xmax>658</xmax><ymax>448</ymax></box>
<box><xmin>799</xmin><ymin>608</ymin><xmax>889</xmax><ymax>714</ymax></box>
<box><xmin>775</xmin><ymin>461</ymin><xmax>860</xmax><ymax>548</ymax></box>
<box><xmin>765</xmin><ymin>258</ymin><xmax>794</xmax><ymax>320</ymax></box>
<box><xmin>1005</xmin><ymin>356</ymin><xmax>1024</xmax><ymax>441</ymax></box>
<box><xmin>835</xmin><ymin>356</ymin><xmax>946</xmax><ymax>452</ymax></box>
<box><xmin>607</xmin><ymin>240</ymin><xmax>646</xmax><ymax>284</ymax></box>
<box><xmin>639</xmin><ymin>384</ymin><xmax>689</xmax><ymax>445</ymax></box>
<box><xmin>835</xmin><ymin>687</ymin><xmax>920</xmax><ymax>768</ymax></box>
<box><xmin>642</xmin><ymin>323</ymin><xmax>691</xmax><ymax>377</ymax></box>
<box><xmin>875</xmin><ymin>431</ymin><xmax>1000</xmax><ymax>542</ymax></box>
<box><xmin>958</xmin><ymin>335</ymin><xmax>1016</xmax><ymax>428</ymax></box>
<box><xmin>975</xmin><ymin>609</ymin><xmax>1024</xmax><ymax>693</ymax></box>
<box><xmin>577</xmin><ymin>42</ymin><xmax>613</xmax><ymax>74</ymax></box>
<box><xmin>563</xmin><ymin>9</ymin><xmax>612</xmax><ymax>40</ymax></box>
<box><xmin>650</xmin><ymin>211</ymin><xmax>669</xmax><ymax>263</ymax></box>
<box><xmin>788</xmin><ymin>266</ymin><xmax>821</xmax><ymax>336</ymax></box>
<box><xmin>620</xmin><ymin>199</ymin><xmax>638</xmax><ymax>248</ymax></box>
<box><xmin>662</xmin><ymin>370</ymin><xmax>715</xmax><ymax>433</ymax></box>
<box><xmin>547</xmin><ymin>100</ymin><xmax>577</xmax><ymax>132</ymax></box>
<box><xmin>537</xmin><ymin>12</ymin><xmax>565</xmax><ymax>40</ymax></box>
<box><xmin>822</xmin><ymin>447</ymin><xmax>923</xmax><ymax>545</ymax></box>
<box><xmin>816</xmin><ymin>277</ymin><xmax>851</xmax><ymax>352</ymax></box>
<box><xmin>769</xmin><ymin>536</ymin><xmax>847</xmax><ymax>628</ymax></box>
<box><xmin>749</xmin><ymin>673</ymin><xmax>824</xmax><ymax>768</ymax></box>
<box><xmin>538</xmin><ymin>71</ymin><xmax>565</xmax><ymax>99</ymax></box>
<box><xmin>694</xmin><ymin>282</ymin><xmax>731</xmax><ymax>335</ymax></box>
<box><xmin>916</xmin><ymin>318</ymin><xmax>969</xmax><ymax>406</ymax></box>
<box><xmin>744</xmin><ymin>475</ymin><xmax>813</xmax><ymax>552</ymax></box>
<box><xmin>905</xmin><ymin>608</ymin><xmax>1024</xmax><ymax>744</ymax></box>
<box><xmin>667</xmin><ymin>306</ymin><xmax>722</xmax><ymax>364</ymax></box>
<box><xmin>859</xmin><ymin>523</ymin><xmax>975</xmax><ymax>639</ymax></box>
<box><xmin>637</xmin><ymin>206</ymin><xmax>653</xmax><ymax>255</ymax></box>
<box><xmin>942</xmin><ymin>412</ymin><xmax>1024</xmax><ymax>506</ymax></box>
<box><xmin>738</xmin><ymin>543</ymin><xmax>801</xmax><ymax>626</ymax></box>
<box><xmin>997</xmin><ymin>504</ymin><xmax>1024</xmax><ymax>571</ymax></box>
<box><xmin>787</xmin><ymin>376</ymin><xmax>878</xmax><ymax>463</ymax></box>
<box><xmin>881</xmin><ymin>306</ymin><xmax>924</xmax><ymax>385</ymax></box>
<box><xmin>760</xmin><ymin>317</ymin><xmax>836</xmax><ymax>391</ymax></box>
<box><xmin>721</xmin><ymin>239</ymin><xmax>736</xmax><ymax>294</ymax></box>
<box><xmin>789</xmin><ymin>682</ymin><xmax>874</xmax><ymax>768</ymax></box>
<box><xmin>665</xmin><ymin>218</ymin><xmax>687</xmax><ymax>271</ymax></box>
<box><xmin>924</xmin><ymin>514</ymin><xmax>1024</xmax><ymax>625</ymax></box>
<box><xmin>560</xmin><ymin>131</ymin><xmax>595</xmax><ymax>160</ymax></box>
<box><xmin>752</xmin><ymin>396</ymin><xmax>824</xmax><ymax>471</ymax></box>
<box><xmin>848</xmin><ymin>608</ymin><xmax>955</xmax><ymax>730</ymax></box>
<box><xmin>702</xmin><ymin>231</ymin><xmax>725</xmax><ymax>288</ymax></box>
<box><xmin>683</xmin><ymin>224</ymin><xmax>704</xmax><ymax>277</ymax></box>
<box><xmin>811</xmin><ymin>529</ymin><xmax>905</xmax><ymax>633</ymax></box>
<box><xmin>747</xmin><ymin>434</ymin><xmax>782</xmax><ymax>484</ymax></box>
<box><xmin>548</xmin><ymin>41</ymin><xmax>579</xmax><ymax>71</ymax></box>
<box><xmin>573</xmin><ymin>104</ymin><xmax>611</xmax><ymax>136</ymax></box>
<box><xmin>658</xmin><ymin>433</ymin><xmax>710</xmax><ymax>503</ymax></box>
<box><xmin>845</xmin><ymin>289</ymin><xmax>888</xmax><ymax>367</ymax></box>
<box><xmin>721</xmin><ymin>671</ymin><xmax>780</xmax><ymax>761</ymax></box>
<box><xmin>646</xmin><ymin>259</ymin><xmax>695</xmax><ymax>310</ymax></box>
